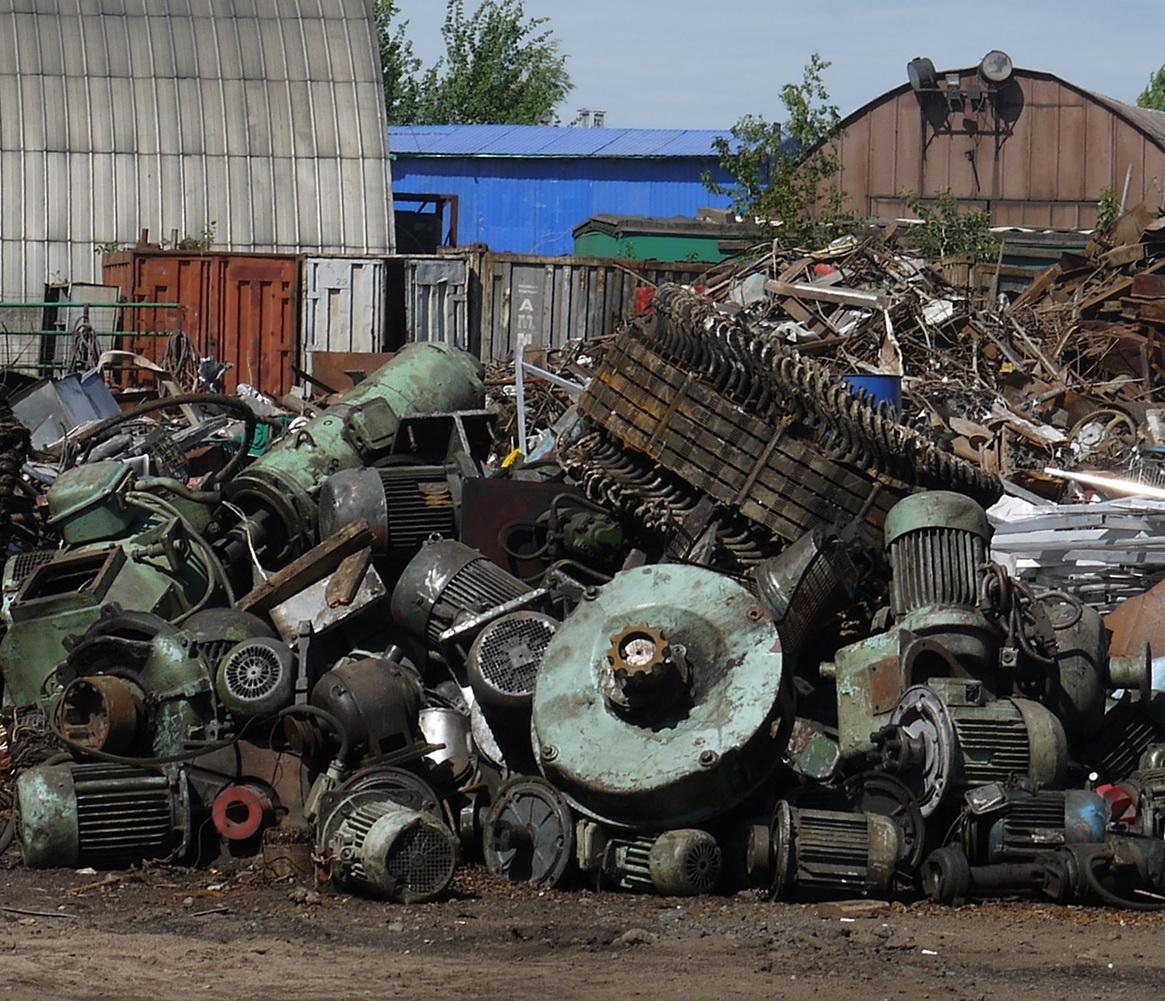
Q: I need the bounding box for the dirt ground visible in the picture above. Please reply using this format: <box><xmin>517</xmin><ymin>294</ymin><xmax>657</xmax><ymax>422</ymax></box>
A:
<box><xmin>2</xmin><ymin>851</ymin><xmax>1163</xmax><ymax>1001</ymax></box>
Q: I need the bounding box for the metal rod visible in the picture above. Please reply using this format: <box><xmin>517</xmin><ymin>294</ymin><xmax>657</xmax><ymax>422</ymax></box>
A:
<box><xmin>0</xmin><ymin>301</ymin><xmax>184</xmax><ymax>309</ymax></box>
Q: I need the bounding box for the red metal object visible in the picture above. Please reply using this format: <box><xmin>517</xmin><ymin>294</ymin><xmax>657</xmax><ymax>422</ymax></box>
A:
<box><xmin>212</xmin><ymin>782</ymin><xmax>277</xmax><ymax>841</ymax></box>
<box><xmin>103</xmin><ymin>250</ymin><xmax>300</xmax><ymax>398</ymax></box>
<box><xmin>634</xmin><ymin>286</ymin><xmax>656</xmax><ymax>315</ymax></box>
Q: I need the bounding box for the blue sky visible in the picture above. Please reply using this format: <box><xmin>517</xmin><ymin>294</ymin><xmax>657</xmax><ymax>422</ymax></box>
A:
<box><xmin>392</xmin><ymin>0</ymin><xmax>1165</xmax><ymax>129</ymax></box>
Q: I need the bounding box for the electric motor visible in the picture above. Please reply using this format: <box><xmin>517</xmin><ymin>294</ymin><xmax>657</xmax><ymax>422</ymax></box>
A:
<box><xmin>216</xmin><ymin>638</ymin><xmax>296</xmax><ymax>718</ymax></box>
<box><xmin>226</xmin><ymin>343</ymin><xmax>484</xmax><ymax>565</ymax></box>
<box><xmin>1126</xmin><ymin>768</ymin><xmax>1165</xmax><ymax>838</ymax></box>
<box><xmin>532</xmin><ymin>565</ymin><xmax>792</xmax><ymax>830</ymax></box>
<box><xmin>183</xmin><ymin>608</ymin><xmax>277</xmax><ymax>678</ymax></box>
<box><xmin>318</xmin><ymin>790</ymin><xmax>458</xmax><ymax>903</ymax></box>
<box><xmin>17</xmin><ymin>761</ymin><xmax>190</xmax><ymax>869</ymax></box>
<box><xmin>482</xmin><ymin>776</ymin><xmax>575</xmax><ymax>888</ymax></box>
<box><xmin>754</xmin><ymin>529</ymin><xmax>857</xmax><ymax>659</ymax></box>
<box><xmin>878</xmin><ymin>680</ymin><xmax>1069</xmax><ymax>817</ymax></box>
<box><xmin>768</xmin><ymin>802</ymin><xmax>904</xmax><ymax>901</ymax></box>
<box><xmin>647</xmin><ymin>829</ymin><xmax>723</xmax><ymax>896</ymax></box>
<box><xmin>391</xmin><ymin>540</ymin><xmax>535</xmax><ymax>651</ymax></box>
<box><xmin>310</xmin><ymin>657</ymin><xmax>423</xmax><ymax>761</ymax></box>
<box><xmin>318</xmin><ymin>465</ymin><xmax>459</xmax><ymax>562</ymax></box>
<box><xmin>885</xmin><ymin>491</ymin><xmax>991</xmax><ymax>616</ymax></box>
<box><xmin>466</xmin><ymin>611</ymin><xmax>557</xmax><ymax>721</ymax></box>
<box><xmin>882</xmin><ymin>491</ymin><xmax>998</xmax><ymax>671</ymax></box>
<box><xmin>580</xmin><ymin>826</ymin><xmax>721</xmax><ymax>896</ymax></box>
<box><xmin>961</xmin><ymin>782</ymin><xmax>1107</xmax><ymax>864</ymax></box>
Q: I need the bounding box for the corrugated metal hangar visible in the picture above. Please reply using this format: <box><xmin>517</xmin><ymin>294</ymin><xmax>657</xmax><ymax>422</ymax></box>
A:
<box><xmin>390</xmin><ymin>124</ymin><xmax>736</xmax><ymax>256</ymax></box>
<box><xmin>833</xmin><ymin>57</ymin><xmax>1165</xmax><ymax>230</ymax></box>
<box><xmin>0</xmin><ymin>0</ymin><xmax>394</xmax><ymax>300</ymax></box>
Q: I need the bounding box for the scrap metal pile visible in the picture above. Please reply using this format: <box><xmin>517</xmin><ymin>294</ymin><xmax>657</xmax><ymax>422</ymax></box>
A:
<box><xmin>2</xmin><ymin>271</ymin><xmax>1165</xmax><ymax>914</ymax></box>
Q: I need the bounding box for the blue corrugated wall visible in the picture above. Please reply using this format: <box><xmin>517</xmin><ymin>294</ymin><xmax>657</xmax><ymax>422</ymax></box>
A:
<box><xmin>390</xmin><ymin>156</ymin><xmax>735</xmax><ymax>255</ymax></box>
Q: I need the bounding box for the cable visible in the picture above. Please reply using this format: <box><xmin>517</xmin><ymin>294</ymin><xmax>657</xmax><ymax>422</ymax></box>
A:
<box><xmin>276</xmin><ymin>705</ymin><xmax>351</xmax><ymax>766</ymax></box>
<box><xmin>220</xmin><ymin>500</ymin><xmax>269</xmax><ymax>582</ymax></box>
<box><xmin>47</xmin><ymin>706</ymin><xmax>260</xmax><ymax>767</ymax></box>
<box><xmin>69</xmin><ymin>393</ymin><xmax>260</xmax><ymax>488</ymax></box>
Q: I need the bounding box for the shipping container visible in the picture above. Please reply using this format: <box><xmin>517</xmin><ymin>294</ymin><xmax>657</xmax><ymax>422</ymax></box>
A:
<box><xmin>301</xmin><ymin>257</ymin><xmax>389</xmax><ymax>377</ymax></box>
<box><xmin>421</xmin><ymin>251</ymin><xmax>707</xmax><ymax>359</ymax></box>
<box><xmin>103</xmin><ymin>250</ymin><xmax>300</xmax><ymax>399</ymax></box>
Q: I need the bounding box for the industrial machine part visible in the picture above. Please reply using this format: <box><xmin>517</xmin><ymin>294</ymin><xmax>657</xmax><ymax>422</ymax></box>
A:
<box><xmin>647</xmin><ymin>829</ymin><xmax>722</xmax><ymax>896</ymax></box>
<box><xmin>0</xmin><ymin>461</ymin><xmax>222</xmax><ymax>707</ymax></box>
<box><xmin>1123</xmin><ymin>768</ymin><xmax>1165</xmax><ymax>838</ymax></box>
<box><xmin>921</xmin><ymin>846</ymin><xmax>1049</xmax><ymax>905</ymax></box>
<box><xmin>317</xmin><ymin>790</ymin><xmax>458</xmax><ymax>902</ymax></box>
<box><xmin>226</xmin><ymin>344</ymin><xmax>484</xmax><ymax>567</ymax></box>
<box><xmin>960</xmin><ymin>781</ymin><xmax>1107</xmax><ymax>864</ymax></box>
<box><xmin>326</xmin><ymin>765</ymin><xmax>444</xmax><ymax>820</ymax></box>
<box><xmin>216</xmin><ymin>638</ymin><xmax>296</xmax><ymax>718</ymax></box>
<box><xmin>391</xmin><ymin>540</ymin><xmax>542</xmax><ymax>654</ymax></box>
<box><xmin>883</xmin><ymin>491</ymin><xmax>998</xmax><ymax>671</ymax></box>
<box><xmin>267</xmin><ymin>551</ymin><xmax>388</xmax><ymax>645</ymax></box>
<box><xmin>212</xmin><ymin>782</ymin><xmax>277</xmax><ymax>843</ymax></box>
<box><xmin>1076</xmin><ymin>696</ymin><xmax>1165</xmax><ymax>785</ymax></box>
<box><xmin>566</xmin><ymin>287</ymin><xmax>998</xmax><ymax>572</ymax></box>
<box><xmin>783</xmin><ymin>717</ymin><xmax>842</xmax><ymax>782</ymax></box>
<box><xmin>182</xmin><ymin>608</ymin><xmax>277</xmax><ymax>677</ymax></box>
<box><xmin>309</xmin><ymin>657</ymin><xmax>423</xmax><ymax>761</ymax></box>
<box><xmin>754</xmin><ymin>529</ymin><xmax>858</xmax><ymax>660</ymax></box>
<box><xmin>57</xmin><ymin>674</ymin><xmax>142</xmax><ymax>754</ymax></box>
<box><xmin>417</xmin><ymin>706</ymin><xmax>473</xmax><ymax>783</ymax></box>
<box><xmin>466</xmin><ymin>611</ymin><xmax>557</xmax><ymax>722</ymax></box>
<box><xmin>55</xmin><ymin>612</ymin><xmax>219</xmax><ymax>757</ymax></box>
<box><xmin>482</xmin><ymin>776</ymin><xmax>575</xmax><ymax>887</ymax></box>
<box><xmin>876</xmin><ymin>680</ymin><xmax>1069</xmax><ymax>818</ymax></box>
<box><xmin>532</xmin><ymin>564</ymin><xmax>793</xmax><ymax>830</ymax></box>
<box><xmin>17</xmin><ymin>761</ymin><xmax>190</xmax><ymax>868</ymax></box>
<box><xmin>767</xmin><ymin>802</ymin><xmax>904</xmax><ymax>901</ymax></box>
<box><xmin>830</xmin><ymin>493</ymin><xmax>1004</xmax><ymax>761</ymax></box>
<box><xmin>318</xmin><ymin>464</ymin><xmax>461</xmax><ymax>562</ymax></box>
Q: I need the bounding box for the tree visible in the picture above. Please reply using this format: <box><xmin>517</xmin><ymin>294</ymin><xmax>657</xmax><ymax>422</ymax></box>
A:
<box><xmin>1138</xmin><ymin>66</ymin><xmax>1165</xmax><ymax>112</ymax></box>
<box><xmin>375</xmin><ymin>0</ymin><xmax>572</xmax><ymax>126</ymax></box>
<box><xmin>373</xmin><ymin>0</ymin><xmax>423</xmax><ymax>124</ymax></box>
<box><xmin>904</xmin><ymin>189</ymin><xmax>999</xmax><ymax>262</ymax></box>
<box><xmin>703</xmin><ymin>54</ymin><xmax>850</xmax><ymax>249</ymax></box>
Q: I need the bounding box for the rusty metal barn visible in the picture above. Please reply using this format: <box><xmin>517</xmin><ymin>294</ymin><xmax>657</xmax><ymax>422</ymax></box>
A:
<box><xmin>833</xmin><ymin>62</ymin><xmax>1165</xmax><ymax>230</ymax></box>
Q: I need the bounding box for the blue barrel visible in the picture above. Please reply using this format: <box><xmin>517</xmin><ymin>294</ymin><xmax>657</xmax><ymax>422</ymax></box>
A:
<box><xmin>842</xmin><ymin>374</ymin><xmax>902</xmax><ymax>411</ymax></box>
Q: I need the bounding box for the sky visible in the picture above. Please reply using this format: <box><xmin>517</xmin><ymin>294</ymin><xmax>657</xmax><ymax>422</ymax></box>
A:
<box><xmin>392</xmin><ymin>0</ymin><xmax>1165</xmax><ymax>130</ymax></box>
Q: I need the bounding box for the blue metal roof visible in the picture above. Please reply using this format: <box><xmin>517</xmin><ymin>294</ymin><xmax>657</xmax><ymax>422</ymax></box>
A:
<box><xmin>389</xmin><ymin>124</ymin><xmax>734</xmax><ymax>158</ymax></box>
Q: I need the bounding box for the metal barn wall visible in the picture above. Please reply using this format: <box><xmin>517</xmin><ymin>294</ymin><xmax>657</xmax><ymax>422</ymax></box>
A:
<box><xmin>834</xmin><ymin>69</ymin><xmax>1165</xmax><ymax>230</ymax></box>
<box><xmin>0</xmin><ymin>0</ymin><xmax>393</xmax><ymax>306</ymax></box>
<box><xmin>390</xmin><ymin>157</ymin><xmax>733</xmax><ymax>256</ymax></box>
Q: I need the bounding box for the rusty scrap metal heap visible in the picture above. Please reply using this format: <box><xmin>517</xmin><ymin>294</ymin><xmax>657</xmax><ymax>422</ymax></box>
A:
<box><xmin>3</xmin><ymin>266</ymin><xmax>1165</xmax><ymax>917</ymax></box>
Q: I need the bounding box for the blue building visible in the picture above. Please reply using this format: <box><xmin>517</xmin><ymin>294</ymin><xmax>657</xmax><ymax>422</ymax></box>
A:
<box><xmin>389</xmin><ymin>124</ymin><xmax>736</xmax><ymax>256</ymax></box>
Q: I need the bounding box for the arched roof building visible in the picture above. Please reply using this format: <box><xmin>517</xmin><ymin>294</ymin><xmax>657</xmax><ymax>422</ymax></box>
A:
<box><xmin>0</xmin><ymin>0</ymin><xmax>393</xmax><ymax>298</ymax></box>
<box><xmin>833</xmin><ymin>65</ymin><xmax>1165</xmax><ymax>230</ymax></box>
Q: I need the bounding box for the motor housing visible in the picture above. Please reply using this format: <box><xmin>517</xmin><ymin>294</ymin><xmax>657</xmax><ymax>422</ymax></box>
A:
<box><xmin>17</xmin><ymin>761</ymin><xmax>190</xmax><ymax>869</ymax></box>
<box><xmin>318</xmin><ymin>790</ymin><xmax>458</xmax><ymax>902</ymax></box>
<box><xmin>768</xmin><ymin>802</ymin><xmax>904</xmax><ymax>901</ymax></box>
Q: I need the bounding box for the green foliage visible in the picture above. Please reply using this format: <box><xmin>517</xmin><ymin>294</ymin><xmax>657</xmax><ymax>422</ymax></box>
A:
<box><xmin>1138</xmin><ymin>66</ymin><xmax>1165</xmax><ymax>112</ymax></box>
<box><xmin>373</xmin><ymin>0</ymin><xmax>423</xmax><ymax>124</ymax></box>
<box><xmin>375</xmin><ymin>0</ymin><xmax>572</xmax><ymax>125</ymax></box>
<box><xmin>903</xmin><ymin>189</ymin><xmax>999</xmax><ymax>261</ymax></box>
<box><xmin>93</xmin><ymin>241</ymin><xmax>126</xmax><ymax>256</ymax></box>
<box><xmin>1096</xmin><ymin>186</ymin><xmax>1120</xmax><ymax>231</ymax></box>
<box><xmin>702</xmin><ymin>54</ymin><xmax>851</xmax><ymax>249</ymax></box>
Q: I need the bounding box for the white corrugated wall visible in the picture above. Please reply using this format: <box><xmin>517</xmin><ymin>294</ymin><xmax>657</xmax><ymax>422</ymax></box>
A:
<box><xmin>0</xmin><ymin>0</ymin><xmax>394</xmax><ymax>301</ymax></box>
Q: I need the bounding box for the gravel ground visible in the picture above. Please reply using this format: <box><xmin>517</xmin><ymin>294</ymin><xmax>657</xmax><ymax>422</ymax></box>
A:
<box><xmin>2</xmin><ymin>852</ymin><xmax>1164</xmax><ymax>1000</ymax></box>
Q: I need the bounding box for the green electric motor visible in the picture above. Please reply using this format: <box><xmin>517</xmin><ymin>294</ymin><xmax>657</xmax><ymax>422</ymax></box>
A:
<box><xmin>227</xmin><ymin>343</ymin><xmax>484</xmax><ymax>566</ymax></box>
<box><xmin>531</xmin><ymin>564</ymin><xmax>793</xmax><ymax>831</ymax></box>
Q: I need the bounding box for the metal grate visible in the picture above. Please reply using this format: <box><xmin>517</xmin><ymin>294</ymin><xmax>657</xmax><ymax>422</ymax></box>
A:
<box><xmin>476</xmin><ymin>613</ymin><xmax>556</xmax><ymax>696</ymax></box>
<box><xmin>7</xmin><ymin>549</ymin><xmax>57</xmax><ymax>591</ymax></box>
<box><xmin>384</xmin><ymin>822</ymin><xmax>456</xmax><ymax>898</ymax></box>
<box><xmin>221</xmin><ymin>643</ymin><xmax>284</xmax><ymax>702</ymax></box>
<box><xmin>681</xmin><ymin>838</ymin><xmax>722</xmax><ymax>893</ymax></box>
